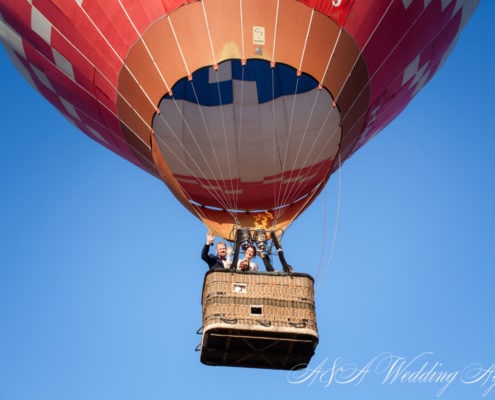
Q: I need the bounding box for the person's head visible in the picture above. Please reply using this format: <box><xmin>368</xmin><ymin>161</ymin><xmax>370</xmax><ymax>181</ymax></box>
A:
<box><xmin>216</xmin><ymin>241</ymin><xmax>227</xmax><ymax>258</ymax></box>
<box><xmin>244</xmin><ymin>245</ymin><xmax>256</xmax><ymax>260</ymax></box>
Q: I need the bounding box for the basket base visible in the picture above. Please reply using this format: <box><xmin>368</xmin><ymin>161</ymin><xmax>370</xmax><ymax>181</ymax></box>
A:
<box><xmin>200</xmin><ymin>326</ymin><xmax>318</xmax><ymax>370</ymax></box>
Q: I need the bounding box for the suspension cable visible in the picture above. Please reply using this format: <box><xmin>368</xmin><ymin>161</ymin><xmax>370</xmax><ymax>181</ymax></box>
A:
<box><xmin>314</xmin><ymin>151</ymin><xmax>342</xmax><ymax>290</ymax></box>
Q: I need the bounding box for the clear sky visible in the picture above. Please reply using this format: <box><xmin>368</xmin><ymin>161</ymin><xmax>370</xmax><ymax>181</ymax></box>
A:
<box><xmin>1</xmin><ymin>2</ymin><xmax>494</xmax><ymax>399</ymax></box>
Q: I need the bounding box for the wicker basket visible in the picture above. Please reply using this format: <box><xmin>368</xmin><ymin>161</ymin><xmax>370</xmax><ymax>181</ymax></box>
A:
<box><xmin>200</xmin><ymin>269</ymin><xmax>318</xmax><ymax>369</ymax></box>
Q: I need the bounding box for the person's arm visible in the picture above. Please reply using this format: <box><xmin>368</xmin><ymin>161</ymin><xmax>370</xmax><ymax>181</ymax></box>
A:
<box><xmin>201</xmin><ymin>243</ymin><xmax>211</xmax><ymax>263</ymax></box>
<box><xmin>224</xmin><ymin>246</ymin><xmax>233</xmax><ymax>269</ymax></box>
<box><xmin>201</xmin><ymin>231</ymin><xmax>216</xmax><ymax>267</ymax></box>
<box><xmin>238</xmin><ymin>259</ymin><xmax>248</xmax><ymax>271</ymax></box>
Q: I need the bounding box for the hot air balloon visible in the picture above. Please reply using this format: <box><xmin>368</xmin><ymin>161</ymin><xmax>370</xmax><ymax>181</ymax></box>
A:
<box><xmin>0</xmin><ymin>0</ymin><xmax>479</xmax><ymax>369</ymax></box>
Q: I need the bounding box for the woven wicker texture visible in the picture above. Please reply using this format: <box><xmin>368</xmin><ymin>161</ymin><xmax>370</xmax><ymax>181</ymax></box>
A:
<box><xmin>202</xmin><ymin>270</ymin><xmax>318</xmax><ymax>333</ymax></box>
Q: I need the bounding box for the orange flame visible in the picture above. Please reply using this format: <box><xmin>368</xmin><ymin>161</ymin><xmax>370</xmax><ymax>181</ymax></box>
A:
<box><xmin>253</xmin><ymin>212</ymin><xmax>274</xmax><ymax>230</ymax></box>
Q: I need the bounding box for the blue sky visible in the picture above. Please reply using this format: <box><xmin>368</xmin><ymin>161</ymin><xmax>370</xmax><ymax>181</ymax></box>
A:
<box><xmin>1</xmin><ymin>2</ymin><xmax>494</xmax><ymax>399</ymax></box>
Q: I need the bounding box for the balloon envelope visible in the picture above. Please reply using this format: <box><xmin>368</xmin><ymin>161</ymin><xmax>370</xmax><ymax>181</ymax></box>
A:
<box><xmin>0</xmin><ymin>0</ymin><xmax>479</xmax><ymax>238</ymax></box>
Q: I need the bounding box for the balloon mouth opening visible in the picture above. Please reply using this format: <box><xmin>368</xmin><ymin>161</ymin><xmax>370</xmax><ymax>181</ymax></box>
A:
<box><xmin>152</xmin><ymin>58</ymin><xmax>338</xmax><ymax>214</ymax></box>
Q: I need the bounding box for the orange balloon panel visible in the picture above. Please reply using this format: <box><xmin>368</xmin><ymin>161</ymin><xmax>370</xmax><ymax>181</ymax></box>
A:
<box><xmin>0</xmin><ymin>0</ymin><xmax>479</xmax><ymax>238</ymax></box>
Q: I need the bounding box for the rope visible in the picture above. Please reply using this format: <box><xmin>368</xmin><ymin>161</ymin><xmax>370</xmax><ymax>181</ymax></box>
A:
<box><xmin>277</xmin><ymin>113</ymin><xmax>340</xmax><ymax>215</ymax></box>
<box><xmin>298</xmin><ymin>9</ymin><xmax>315</xmax><ymax>73</ymax></box>
<box><xmin>276</xmin><ymin>87</ymin><xmax>330</xmax><ymax>214</ymax></box>
<box><xmin>233</xmin><ymin>62</ymin><xmax>246</xmax><ymax>224</ymax></box>
<box><xmin>240</xmin><ymin>0</ymin><xmax>246</xmax><ymax>60</ymax></box>
<box><xmin>274</xmin><ymin>74</ymin><xmax>309</xmax><ymax>216</ymax></box>
<box><xmin>271</xmin><ymin>65</ymin><xmax>281</xmax><ymax>228</ymax></box>
<box><xmin>78</xmin><ymin>2</ymin><xmax>158</xmax><ymax>110</ymax></box>
<box><xmin>315</xmin><ymin>151</ymin><xmax>342</xmax><ymax>290</ymax></box>
<box><xmin>211</xmin><ymin>67</ymin><xmax>238</xmax><ymax>212</ymax></box>
<box><xmin>200</xmin><ymin>1</ymin><xmax>218</xmax><ymax>69</ymax></box>
<box><xmin>117</xmin><ymin>0</ymin><xmax>171</xmax><ymax>93</ymax></box>
<box><xmin>271</xmin><ymin>0</ymin><xmax>281</xmax><ymax>63</ymax></box>
<box><xmin>151</xmin><ymin>114</ymin><xmax>238</xmax><ymax>218</ymax></box>
<box><xmin>273</xmin><ymin>96</ymin><xmax>341</xmax><ymax>226</ymax></box>
<box><xmin>272</xmin><ymin>71</ymin><xmax>302</xmax><ymax>224</ymax></box>
<box><xmin>312</xmin><ymin>178</ymin><xmax>327</xmax><ymax>282</ymax></box>
<box><xmin>200</xmin><ymin>2</ymin><xmax>242</xmax><ymax>213</ymax></box>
